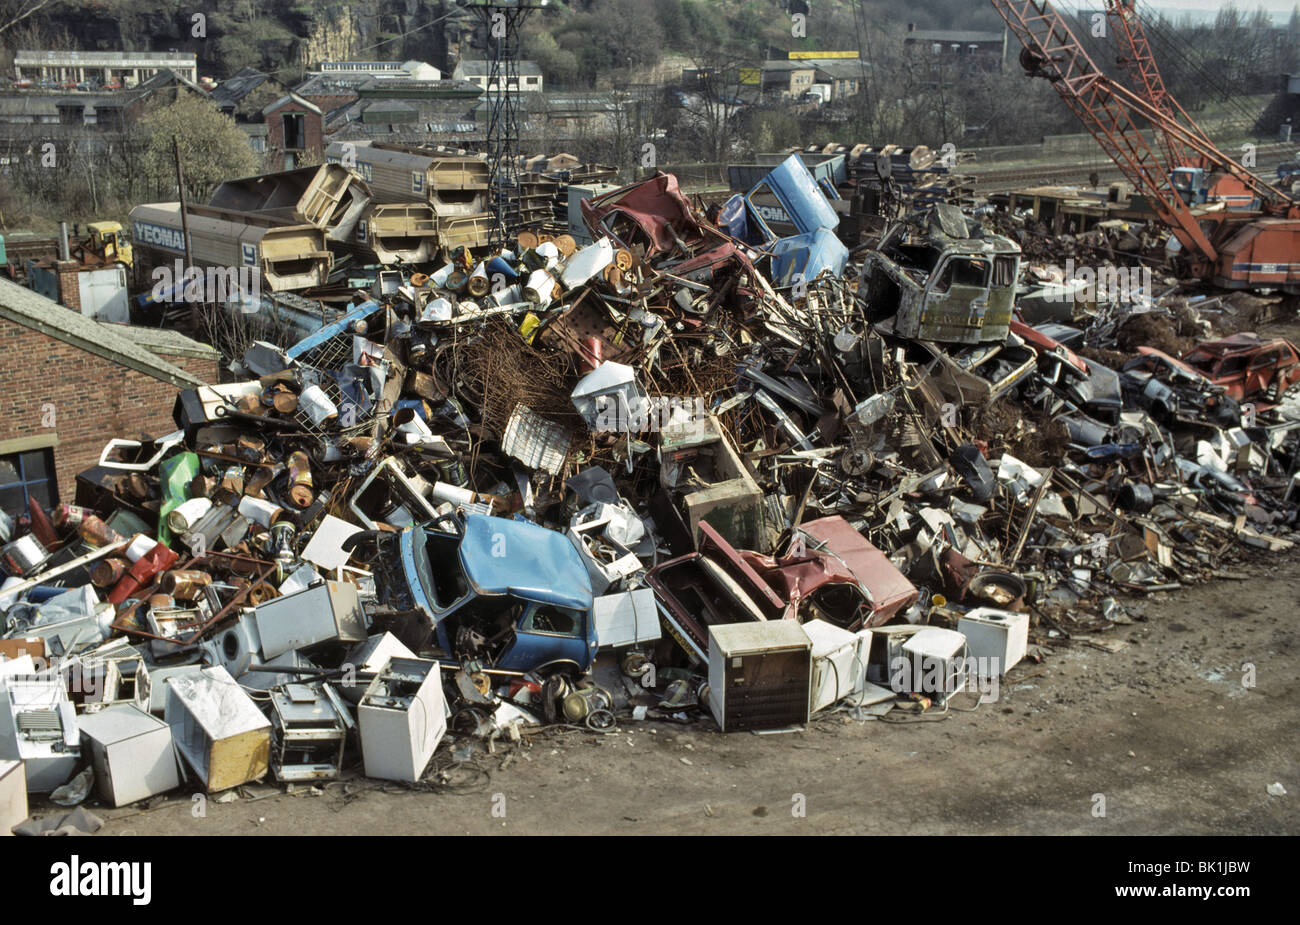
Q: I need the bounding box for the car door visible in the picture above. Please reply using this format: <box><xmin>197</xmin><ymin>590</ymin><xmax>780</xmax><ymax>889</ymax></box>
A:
<box><xmin>496</xmin><ymin>602</ymin><xmax>593</xmax><ymax>674</ymax></box>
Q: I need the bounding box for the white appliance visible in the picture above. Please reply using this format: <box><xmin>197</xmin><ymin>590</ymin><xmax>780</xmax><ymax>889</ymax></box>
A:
<box><xmin>803</xmin><ymin>619</ymin><xmax>859</xmax><ymax>713</ymax></box>
<box><xmin>0</xmin><ymin>675</ymin><xmax>80</xmax><ymax>792</ymax></box>
<box><xmin>900</xmin><ymin>627</ymin><xmax>969</xmax><ymax>703</ymax></box>
<box><xmin>706</xmin><ymin>621</ymin><xmax>811</xmax><ymax>732</ymax></box>
<box><xmin>267</xmin><ymin>683</ymin><xmax>350</xmax><ymax>782</ymax></box>
<box><xmin>164</xmin><ymin>665</ymin><xmax>271</xmax><ymax>792</ymax></box>
<box><xmin>852</xmin><ymin>629</ymin><xmax>897</xmax><ymax>705</ymax></box>
<box><xmin>592</xmin><ymin>588</ymin><xmax>662</xmax><ymax>650</ymax></box>
<box><xmin>862</xmin><ymin>624</ymin><xmax>925</xmax><ymax>687</ymax></box>
<box><xmin>254</xmin><ymin>580</ymin><xmax>368</xmax><ymax>658</ymax></box>
<box><xmin>77</xmin><ymin>704</ymin><xmax>180</xmax><ymax>807</ymax></box>
<box><xmin>135</xmin><ymin>663</ymin><xmax>205</xmax><ymax>716</ymax></box>
<box><xmin>357</xmin><ymin>657</ymin><xmax>445</xmax><ymax>782</ymax></box>
<box><xmin>340</xmin><ymin>633</ymin><xmax>418</xmax><ymax>704</ymax></box>
<box><xmin>201</xmin><ymin>611</ymin><xmax>312</xmax><ymax>690</ymax></box>
<box><xmin>957</xmin><ymin>607</ymin><xmax>1029</xmax><ymax>676</ymax></box>
<box><xmin>0</xmin><ymin>759</ymin><xmax>25</xmax><ymax>835</ymax></box>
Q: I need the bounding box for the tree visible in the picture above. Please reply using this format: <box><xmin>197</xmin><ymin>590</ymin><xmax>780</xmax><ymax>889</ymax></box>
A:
<box><xmin>555</xmin><ymin>0</ymin><xmax>665</xmax><ymax>85</ymax></box>
<box><xmin>137</xmin><ymin>93</ymin><xmax>258</xmax><ymax>202</ymax></box>
<box><xmin>678</xmin><ymin>40</ymin><xmax>752</xmax><ymax>163</ymax></box>
<box><xmin>528</xmin><ymin>28</ymin><xmax>580</xmax><ymax>88</ymax></box>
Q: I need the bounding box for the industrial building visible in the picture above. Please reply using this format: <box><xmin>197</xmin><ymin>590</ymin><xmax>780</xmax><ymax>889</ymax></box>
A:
<box><xmin>13</xmin><ymin>50</ymin><xmax>199</xmax><ymax>86</ymax></box>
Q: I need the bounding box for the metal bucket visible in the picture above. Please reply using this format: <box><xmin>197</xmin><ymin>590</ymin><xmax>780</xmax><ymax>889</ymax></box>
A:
<box><xmin>1</xmin><ymin>534</ymin><xmax>50</xmax><ymax>576</ymax></box>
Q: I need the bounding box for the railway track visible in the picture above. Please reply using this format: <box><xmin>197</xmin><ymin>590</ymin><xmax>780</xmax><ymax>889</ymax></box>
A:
<box><xmin>967</xmin><ymin>141</ymin><xmax>1296</xmax><ymax>194</ymax></box>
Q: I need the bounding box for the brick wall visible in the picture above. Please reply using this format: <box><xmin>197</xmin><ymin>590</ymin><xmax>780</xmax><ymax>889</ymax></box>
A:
<box><xmin>55</xmin><ymin>261</ymin><xmax>81</xmax><ymax>312</ymax></box>
<box><xmin>0</xmin><ymin>317</ymin><xmax>219</xmax><ymax>504</ymax></box>
<box><xmin>265</xmin><ymin>102</ymin><xmax>324</xmax><ymax>170</ymax></box>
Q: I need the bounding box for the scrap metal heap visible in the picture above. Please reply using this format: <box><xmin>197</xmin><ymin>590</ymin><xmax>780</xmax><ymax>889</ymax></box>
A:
<box><xmin>3</xmin><ymin>154</ymin><xmax>1300</xmax><ymax>812</ymax></box>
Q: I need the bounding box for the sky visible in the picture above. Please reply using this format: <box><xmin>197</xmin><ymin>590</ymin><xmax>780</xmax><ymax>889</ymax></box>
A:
<box><xmin>1049</xmin><ymin>1</ymin><xmax>1298</xmax><ymax>24</ymax></box>
<box><xmin>1140</xmin><ymin>0</ymin><xmax>1295</xmax><ymax>12</ymax></box>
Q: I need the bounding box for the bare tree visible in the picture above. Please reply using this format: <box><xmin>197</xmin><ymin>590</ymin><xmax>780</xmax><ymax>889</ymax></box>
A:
<box><xmin>679</xmin><ymin>41</ymin><xmax>752</xmax><ymax>164</ymax></box>
<box><xmin>0</xmin><ymin>0</ymin><xmax>56</xmax><ymax>37</ymax></box>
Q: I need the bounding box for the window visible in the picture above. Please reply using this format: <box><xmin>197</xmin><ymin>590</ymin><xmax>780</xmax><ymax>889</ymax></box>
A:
<box><xmin>0</xmin><ymin>449</ymin><xmax>56</xmax><ymax>518</ymax></box>
<box><xmin>525</xmin><ymin>76</ymin><xmax>539</xmax><ymax>86</ymax></box>
<box><xmin>992</xmin><ymin>255</ymin><xmax>1017</xmax><ymax>288</ymax></box>
<box><xmin>931</xmin><ymin>257</ymin><xmax>989</xmax><ymax>294</ymax></box>
<box><xmin>519</xmin><ymin>605</ymin><xmax>583</xmax><ymax>637</ymax></box>
<box><xmin>282</xmin><ymin>112</ymin><xmax>306</xmax><ymax>150</ymax></box>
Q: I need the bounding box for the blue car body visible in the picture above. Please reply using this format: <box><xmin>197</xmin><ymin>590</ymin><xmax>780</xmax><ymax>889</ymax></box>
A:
<box><xmin>727</xmin><ymin>154</ymin><xmax>849</xmax><ymax>287</ymax></box>
<box><xmin>389</xmin><ymin>513</ymin><xmax>597</xmax><ymax>675</ymax></box>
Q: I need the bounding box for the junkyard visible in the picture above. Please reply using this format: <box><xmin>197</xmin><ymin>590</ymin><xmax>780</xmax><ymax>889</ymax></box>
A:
<box><xmin>0</xmin><ymin>0</ymin><xmax>1297</xmax><ymax>854</ymax></box>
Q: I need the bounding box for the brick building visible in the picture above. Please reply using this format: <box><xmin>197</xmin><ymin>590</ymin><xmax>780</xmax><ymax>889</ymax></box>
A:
<box><xmin>902</xmin><ymin>26</ymin><xmax>1009</xmax><ymax>73</ymax></box>
<box><xmin>0</xmin><ymin>279</ymin><xmax>218</xmax><ymax>514</ymax></box>
<box><xmin>263</xmin><ymin>92</ymin><xmax>323</xmax><ymax>170</ymax></box>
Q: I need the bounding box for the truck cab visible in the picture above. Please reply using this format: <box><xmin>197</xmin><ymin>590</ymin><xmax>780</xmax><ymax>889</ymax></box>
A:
<box><xmin>863</xmin><ymin>204</ymin><xmax>1020</xmax><ymax>345</ymax></box>
<box><xmin>366</xmin><ymin>512</ymin><xmax>597</xmax><ymax>677</ymax></box>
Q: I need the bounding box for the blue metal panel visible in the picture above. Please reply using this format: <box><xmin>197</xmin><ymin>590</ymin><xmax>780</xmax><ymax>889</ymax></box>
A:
<box><xmin>745</xmin><ymin>153</ymin><xmax>840</xmax><ymax>238</ymax></box>
<box><xmin>458</xmin><ymin>514</ymin><xmax>593</xmax><ymax>611</ymax></box>
<box><xmin>285</xmin><ymin>299</ymin><xmax>383</xmax><ymax>360</ymax></box>
<box><xmin>768</xmin><ymin>226</ymin><xmax>849</xmax><ymax>287</ymax></box>
<box><xmin>717</xmin><ymin>194</ymin><xmax>750</xmax><ymax>240</ymax></box>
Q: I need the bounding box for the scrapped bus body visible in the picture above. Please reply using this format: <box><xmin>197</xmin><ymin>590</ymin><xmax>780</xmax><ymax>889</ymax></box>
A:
<box><xmin>862</xmin><ymin>204</ymin><xmax>1021</xmax><ymax>345</ymax></box>
<box><xmin>347</xmin><ymin>202</ymin><xmax>440</xmax><ymax>266</ymax></box>
<box><xmin>207</xmin><ymin>163</ymin><xmax>369</xmax><ymax>244</ymax></box>
<box><xmin>129</xmin><ymin>202</ymin><xmax>331</xmax><ymax>293</ymax></box>
<box><xmin>324</xmin><ymin>141</ymin><xmax>493</xmax><ymax>252</ymax></box>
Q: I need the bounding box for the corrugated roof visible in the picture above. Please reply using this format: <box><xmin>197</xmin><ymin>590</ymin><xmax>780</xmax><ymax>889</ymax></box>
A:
<box><xmin>0</xmin><ymin>278</ymin><xmax>212</xmax><ymax>388</ymax></box>
<box><xmin>210</xmin><ymin>68</ymin><xmax>269</xmax><ymax>107</ymax></box>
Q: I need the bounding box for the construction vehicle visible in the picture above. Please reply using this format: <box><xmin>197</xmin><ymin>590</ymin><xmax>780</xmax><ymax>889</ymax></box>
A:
<box><xmin>991</xmin><ymin>0</ymin><xmax>1300</xmax><ymax>293</ymax></box>
<box><xmin>1102</xmin><ymin>0</ymin><xmax>1259</xmax><ymax>213</ymax></box>
<box><xmin>2</xmin><ymin>222</ymin><xmax>132</xmax><ymax>275</ymax></box>
<box><xmin>85</xmin><ymin>221</ymin><xmax>132</xmax><ymax>269</ymax></box>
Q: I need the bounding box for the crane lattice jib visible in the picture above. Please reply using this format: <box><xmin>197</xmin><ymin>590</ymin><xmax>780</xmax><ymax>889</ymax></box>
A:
<box><xmin>1104</xmin><ymin>0</ymin><xmax>1192</xmax><ymax>169</ymax></box>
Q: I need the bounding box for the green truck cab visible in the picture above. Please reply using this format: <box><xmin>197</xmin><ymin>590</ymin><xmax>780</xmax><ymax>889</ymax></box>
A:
<box><xmin>862</xmin><ymin>204</ymin><xmax>1021</xmax><ymax>345</ymax></box>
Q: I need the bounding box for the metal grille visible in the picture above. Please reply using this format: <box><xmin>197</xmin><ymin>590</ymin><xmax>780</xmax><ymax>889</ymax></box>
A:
<box><xmin>294</xmin><ymin>332</ymin><xmax>354</xmax><ymax>372</ymax></box>
<box><xmin>16</xmin><ymin>709</ymin><xmax>63</xmax><ymax>741</ymax></box>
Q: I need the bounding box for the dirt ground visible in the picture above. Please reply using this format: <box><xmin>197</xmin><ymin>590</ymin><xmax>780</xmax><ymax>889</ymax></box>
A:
<box><xmin>78</xmin><ymin>545</ymin><xmax>1297</xmax><ymax>837</ymax></box>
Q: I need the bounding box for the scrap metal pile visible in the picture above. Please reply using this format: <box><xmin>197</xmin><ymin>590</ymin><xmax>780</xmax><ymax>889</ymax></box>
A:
<box><xmin>3</xmin><ymin>154</ymin><xmax>1300</xmax><ymax>816</ymax></box>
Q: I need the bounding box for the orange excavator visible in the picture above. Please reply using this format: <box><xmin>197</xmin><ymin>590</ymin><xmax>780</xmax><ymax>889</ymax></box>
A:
<box><xmin>991</xmin><ymin>0</ymin><xmax>1300</xmax><ymax>293</ymax></box>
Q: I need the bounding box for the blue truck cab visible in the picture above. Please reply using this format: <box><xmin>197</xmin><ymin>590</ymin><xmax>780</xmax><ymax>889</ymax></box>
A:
<box><xmin>374</xmin><ymin>513</ymin><xmax>597</xmax><ymax>676</ymax></box>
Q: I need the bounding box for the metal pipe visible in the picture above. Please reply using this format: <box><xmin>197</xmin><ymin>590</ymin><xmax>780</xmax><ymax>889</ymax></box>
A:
<box><xmin>58</xmin><ymin>221</ymin><xmax>70</xmax><ymax>261</ymax></box>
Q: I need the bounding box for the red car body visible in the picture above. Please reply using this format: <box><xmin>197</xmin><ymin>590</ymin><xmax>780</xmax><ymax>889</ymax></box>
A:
<box><xmin>1181</xmin><ymin>333</ymin><xmax>1300</xmax><ymax>404</ymax></box>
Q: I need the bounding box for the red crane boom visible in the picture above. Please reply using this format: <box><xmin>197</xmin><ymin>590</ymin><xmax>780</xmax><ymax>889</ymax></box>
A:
<box><xmin>990</xmin><ymin>0</ymin><xmax>1300</xmax><ymax>289</ymax></box>
<box><xmin>1104</xmin><ymin>0</ymin><xmax>1199</xmax><ymax>169</ymax></box>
